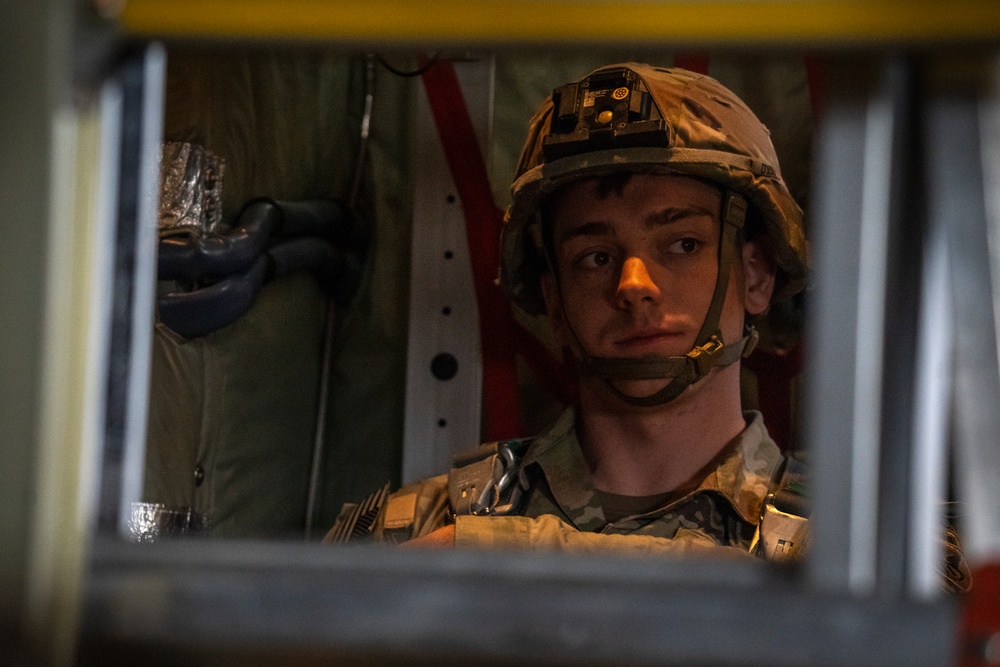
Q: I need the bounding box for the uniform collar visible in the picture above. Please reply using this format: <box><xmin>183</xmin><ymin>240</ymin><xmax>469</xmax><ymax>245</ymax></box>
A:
<box><xmin>522</xmin><ymin>408</ymin><xmax>782</xmax><ymax>529</ymax></box>
<box><xmin>689</xmin><ymin>411</ymin><xmax>783</xmax><ymax>524</ymax></box>
<box><xmin>522</xmin><ymin>408</ymin><xmax>606</xmax><ymax>530</ymax></box>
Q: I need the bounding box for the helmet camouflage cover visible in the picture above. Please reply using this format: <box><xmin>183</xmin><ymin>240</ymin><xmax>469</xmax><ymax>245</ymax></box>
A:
<box><xmin>501</xmin><ymin>63</ymin><xmax>809</xmax><ymax>316</ymax></box>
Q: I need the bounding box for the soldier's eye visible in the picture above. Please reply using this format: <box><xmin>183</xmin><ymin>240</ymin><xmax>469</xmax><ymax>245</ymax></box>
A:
<box><xmin>578</xmin><ymin>250</ymin><xmax>613</xmax><ymax>269</ymax></box>
<box><xmin>668</xmin><ymin>237</ymin><xmax>701</xmax><ymax>254</ymax></box>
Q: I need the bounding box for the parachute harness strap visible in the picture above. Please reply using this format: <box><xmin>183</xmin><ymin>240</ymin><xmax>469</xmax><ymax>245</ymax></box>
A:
<box><xmin>575</xmin><ymin>190</ymin><xmax>750</xmax><ymax>407</ymax></box>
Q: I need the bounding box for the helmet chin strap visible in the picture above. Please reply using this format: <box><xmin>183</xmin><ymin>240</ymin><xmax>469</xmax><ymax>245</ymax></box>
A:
<box><xmin>565</xmin><ymin>191</ymin><xmax>754</xmax><ymax>407</ymax></box>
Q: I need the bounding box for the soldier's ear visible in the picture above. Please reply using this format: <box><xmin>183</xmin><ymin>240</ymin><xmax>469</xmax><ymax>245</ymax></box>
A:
<box><xmin>742</xmin><ymin>238</ymin><xmax>776</xmax><ymax>316</ymax></box>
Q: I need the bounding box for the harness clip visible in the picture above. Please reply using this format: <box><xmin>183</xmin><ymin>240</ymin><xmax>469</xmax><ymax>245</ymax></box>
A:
<box><xmin>686</xmin><ymin>335</ymin><xmax>725</xmax><ymax>378</ymax></box>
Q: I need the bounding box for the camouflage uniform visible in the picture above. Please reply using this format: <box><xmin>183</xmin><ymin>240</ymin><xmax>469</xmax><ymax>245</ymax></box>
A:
<box><xmin>348</xmin><ymin>409</ymin><xmax>782</xmax><ymax>557</ymax></box>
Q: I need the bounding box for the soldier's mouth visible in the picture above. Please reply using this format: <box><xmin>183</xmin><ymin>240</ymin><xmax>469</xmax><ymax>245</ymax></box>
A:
<box><xmin>614</xmin><ymin>329</ymin><xmax>685</xmax><ymax>353</ymax></box>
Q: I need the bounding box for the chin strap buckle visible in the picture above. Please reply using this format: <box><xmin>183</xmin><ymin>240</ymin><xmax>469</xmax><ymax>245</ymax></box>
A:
<box><xmin>686</xmin><ymin>334</ymin><xmax>725</xmax><ymax>379</ymax></box>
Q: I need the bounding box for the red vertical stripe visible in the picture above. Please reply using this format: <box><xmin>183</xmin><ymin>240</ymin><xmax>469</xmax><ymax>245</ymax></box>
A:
<box><xmin>674</xmin><ymin>53</ymin><xmax>710</xmax><ymax>75</ymax></box>
<box><xmin>804</xmin><ymin>54</ymin><xmax>826</xmax><ymax>120</ymax></box>
<box><xmin>420</xmin><ymin>58</ymin><xmax>522</xmax><ymax>440</ymax></box>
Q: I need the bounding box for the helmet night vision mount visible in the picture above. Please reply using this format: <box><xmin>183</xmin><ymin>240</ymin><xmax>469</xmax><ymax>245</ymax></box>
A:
<box><xmin>543</xmin><ymin>67</ymin><xmax>670</xmax><ymax>161</ymax></box>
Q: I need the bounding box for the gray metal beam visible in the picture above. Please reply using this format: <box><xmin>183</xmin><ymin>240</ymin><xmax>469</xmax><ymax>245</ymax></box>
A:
<box><xmin>82</xmin><ymin>538</ymin><xmax>957</xmax><ymax>667</ymax></box>
<box><xmin>806</xmin><ymin>59</ymin><xmax>887</xmax><ymax>596</ymax></box>
<box><xmin>96</xmin><ymin>44</ymin><xmax>165</xmax><ymax>536</ymax></box>
<box><xmin>0</xmin><ymin>0</ymin><xmax>73</xmax><ymax>641</ymax></box>
<box><xmin>927</xmin><ymin>59</ymin><xmax>1000</xmax><ymax>566</ymax></box>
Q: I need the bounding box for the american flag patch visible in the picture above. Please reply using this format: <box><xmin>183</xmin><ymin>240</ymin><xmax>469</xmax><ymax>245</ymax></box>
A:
<box><xmin>324</xmin><ymin>482</ymin><xmax>391</xmax><ymax>543</ymax></box>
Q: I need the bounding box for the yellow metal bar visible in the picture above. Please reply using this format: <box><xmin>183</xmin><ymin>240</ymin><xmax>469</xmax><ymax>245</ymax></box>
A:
<box><xmin>120</xmin><ymin>0</ymin><xmax>1000</xmax><ymax>44</ymax></box>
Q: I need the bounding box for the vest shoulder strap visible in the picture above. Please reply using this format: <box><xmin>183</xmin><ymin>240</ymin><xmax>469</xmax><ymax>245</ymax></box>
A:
<box><xmin>448</xmin><ymin>439</ymin><xmax>532</xmax><ymax>517</ymax></box>
<box><xmin>752</xmin><ymin>456</ymin><xmax>810</xmax><ymax>562</ymax></box>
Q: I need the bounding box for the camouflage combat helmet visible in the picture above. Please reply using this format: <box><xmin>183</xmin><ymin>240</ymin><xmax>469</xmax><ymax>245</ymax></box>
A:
<box><xmin>500</xmin><ymin>63</ymin><xmax>808</xmax><ymax>316</ymax></box>
<box><xmin>500</xmin><ymin>63</ymin><xmax>809</xmax><ymax>407</ymax></box>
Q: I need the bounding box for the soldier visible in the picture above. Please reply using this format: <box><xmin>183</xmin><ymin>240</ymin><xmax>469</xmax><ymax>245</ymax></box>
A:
<box><xmin>328</xmin><ymin>63</ymin><xmax>810</xmax><ymax>557</ymax></box>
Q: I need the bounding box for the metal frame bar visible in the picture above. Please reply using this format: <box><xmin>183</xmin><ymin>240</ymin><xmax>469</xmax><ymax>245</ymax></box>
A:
<box><xmin>82</xmin><ymin>537</ymin><xmax>957</xmax><ymax>667</ymax></box>
<box><xmin>74</xmin><ymin>33</ymin><xmax>999</xmax><ymax>667</ymax></box>
<box><xmin>909</xmin><ymin>159</ymin><xmax>954</xmax><ymax>599</ymax></box>
<box><xmin>806</xmin><ymin>60</ymin><xmax>885</xmax><ymax>595</ymax></box>
<box><xmin>96</xmin><ymin>44</ymin><xmax>165</xmax><ymax>536</ymax></box>
<box><xmin>927</xmin><ymin>62</ymin><xmax>1000</xmax><ymax>566</ymax></box>
<box><xmin>117</xmin><ymin>0</ymin><xmax>1000</xmax><ymax>45</ymax></box>
<box><xmin>402</xmin><ymin>58</ymin><xmax>493</xmax><ymax>484</ymax></box>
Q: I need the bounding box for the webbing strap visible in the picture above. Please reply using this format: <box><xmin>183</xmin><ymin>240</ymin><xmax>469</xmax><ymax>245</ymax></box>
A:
<box><xmin>587</xmin><ymin>333</ymin><xmax>752</xmax><ymax>381</ymax></box>
<box><xmin>694</xmin><ymin>191</ymin><xmax>747</xmax><ymax>346</ymax></box>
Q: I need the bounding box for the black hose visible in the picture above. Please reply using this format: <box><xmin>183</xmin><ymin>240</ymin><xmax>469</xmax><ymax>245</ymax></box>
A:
<box><xmin>158</xmin><ymin>255</ymin><xmax>268</xmax><ymax>338</ymax></box>
<box><xmin>158</xmin><ymin>237</ymin><xmax>363</xmax><ymax>338</ymax></box>
<box><xmin>158</xmin><ymin>198</ymin><xmax>365</xmax><ymax>281</ymax></box>
<box><xmin>157</xmin><ymin>199</ymin><xmax>281</xmax><ymax>281</ymax></box>
<box><xmin>267</xmin><ymin>237</ymin><xmax>363</xmax><ymax>306</ymax></box>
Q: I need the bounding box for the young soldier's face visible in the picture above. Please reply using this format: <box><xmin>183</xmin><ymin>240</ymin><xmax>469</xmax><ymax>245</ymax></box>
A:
<box><xmin>541</xmin><ymin>173</ymin><xmax>774</xmax><ymax>400</ymax></box>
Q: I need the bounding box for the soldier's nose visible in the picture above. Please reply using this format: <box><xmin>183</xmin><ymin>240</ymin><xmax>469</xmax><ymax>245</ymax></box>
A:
<box><xmin>616</xmin><ymin>257</ymin><xmax>659</xmax><ymax>308</ymax></box>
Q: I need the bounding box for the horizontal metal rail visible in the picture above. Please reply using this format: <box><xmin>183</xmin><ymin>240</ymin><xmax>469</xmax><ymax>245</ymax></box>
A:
<box><xmin>82</xmin><ymin>537</ymin><xmax>957</xmax><ymax>667</ymax></box>
<box><xmin>118</xmin><ymin>0</ymin><xmax>1000</xmax><ymax>45</ymax></box>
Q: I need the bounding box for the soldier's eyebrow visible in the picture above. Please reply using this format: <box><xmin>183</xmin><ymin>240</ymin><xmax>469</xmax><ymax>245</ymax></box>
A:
<box><xmin>556</xmin><ymin>220</ymin><xmax>614</xmax><ymax>247</ymax></box>
<box><xmin>557</xmin><ymin>205</ymin><xmax>716</xmax><ymax>246</ymax></box>
<box><xmin>644</xmin><ymin>205</ymin><xmax>716</xmax><ymax>229</ymax></box>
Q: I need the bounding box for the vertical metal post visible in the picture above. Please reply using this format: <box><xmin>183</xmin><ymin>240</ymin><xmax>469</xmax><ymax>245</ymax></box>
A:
<box><xmin>806</xmin><ymin>59</ymin><xmax>891</xmax><ymax>595</ymax></box>
<box><xmin>907</xmin><ymin>179</ymin><xmax>953</xmax><ymax>599</ymax></box>
<box><xmin>927</xmin><ymin>60</ymin><xmax>1000</xmax><ymax>567</ymax></box>
<box><xmin>402</xmin><ymin>57</ymin><xmax>494</xmax><ymax>484</ymax></box>
<box><xmin>807</xmin><ymin>57</ymin><xmax>927</xmax><ymax>597</ymax></box>
<box><xmin>98</xmin><ymin>44</ymin><xmax>165</xmax><ymax>535</ymax></box>
<box><xmin>873</xmin><ymin>58</ymin><xmax>924</xmax><ymax>599</ymax></box>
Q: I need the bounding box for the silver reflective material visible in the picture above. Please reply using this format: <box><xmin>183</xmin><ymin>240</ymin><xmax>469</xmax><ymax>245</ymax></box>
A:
<box><xmin>158</xmin><ymin>141</ymin><xmax>225</xmax><ymax>236</ymax></box>
<box><xmin>128</xmin><ymin>502</ymin><xmax>209</xmax><ymax>542</ymax></box>
<box><xmin>756</xmin><ymin>500</ymin><xmax>810</xmax><ymax>562</ymax></box>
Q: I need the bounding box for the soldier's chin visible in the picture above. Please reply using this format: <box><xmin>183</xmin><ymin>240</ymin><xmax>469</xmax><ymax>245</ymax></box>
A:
<box><xmin>609</xmin><ymin>378</ymin><xmax>682</xmax><ymax>404</ymax></box>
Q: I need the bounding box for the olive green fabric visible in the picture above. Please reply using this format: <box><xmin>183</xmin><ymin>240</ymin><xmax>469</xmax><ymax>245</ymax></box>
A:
<box><xmin>162</xmin><ymin>49</ymin><xmax>356</xmax><ymax>210</ymax></box>
<box><xmin>314</xmin><ymin>63</ymin><xmax>416</xmax><ymax>528</ymax></box>
<box><xmin>145</xmin><ymin>275</ymin><xmax>325</xmax><ymax>537</ymax></box>
<box><xmin>146</xmin><ymin>50</ymin><xmax>414</xmax><ymax>536</ymax></box>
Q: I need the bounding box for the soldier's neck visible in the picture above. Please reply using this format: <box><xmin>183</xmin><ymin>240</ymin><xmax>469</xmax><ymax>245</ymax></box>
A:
<box><xmin>576</xmin><ymin>363</ymin><xmax>747</xmax><ymax>497</ymax></box>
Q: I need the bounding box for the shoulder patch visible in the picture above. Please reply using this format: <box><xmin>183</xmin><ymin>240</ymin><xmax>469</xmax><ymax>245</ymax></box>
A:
<box><xmin>324</xmin><ymin>482</ymin><xmax>390</xmax><ymax>543</ymax></box>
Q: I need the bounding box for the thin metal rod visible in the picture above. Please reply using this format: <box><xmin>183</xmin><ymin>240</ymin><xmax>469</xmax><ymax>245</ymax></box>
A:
<box><xmin>908</xmin><ymin>191</ymin><xmax>952</xmax><ymax>599</ymax></box>
<box><xmin>304</xmin><ymin>302</ymin><xmax>337</xmax><ymax>538</ymax></box>
<box><xmin>118</xmin><ymin>43</ymin><xmax>166</xmax><ymax>535</ymax></box>
<box><xmin>304</xmin><ymin>55</ymin><xmax>375</xmax><ymax>538</ymax></box>
<box><xmin>848</xmin><ymin>65</ymin><xmax>895</xmax><ymax>595</ymax></box>
<box><xmin>348</xmin><ymin>54</ymin><xmax>375</xmax><ymax>211</ymax></box>
<box><xmin>931</xmin><ymin>74</ymin><xmax>1000</xmax><ymax>565</ymax></box>
<box><xmin>805</xmin><ymin>60</ymin><xmax>888</xmax><ymax>595</ymax></box>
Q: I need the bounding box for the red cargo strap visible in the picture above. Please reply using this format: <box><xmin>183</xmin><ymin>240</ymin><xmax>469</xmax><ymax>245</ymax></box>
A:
<box><xmin>420</xmin><ymin>58</ymin><xmax>577</xmax><ymax>439</ymax></box>
<box><xmin>960</xmin><ymin>563</ymin><xmax>999</xmax><ymax>666</ymax></box>
<box><xmin>673</xmin><ymin>53</ymin><xmax>710</xmax><ymax>75</ymax></box>
<box><xmin>804</xmin><ymin>54</ymin><xmax>826</xmax><ymax>119</ymax></box>
<box><xmin>742</xmin><ymin>343</ymin><xmax>803</xmax><ymax>453</ymax></box>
